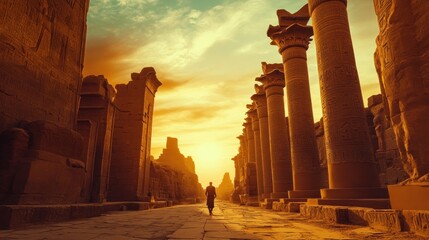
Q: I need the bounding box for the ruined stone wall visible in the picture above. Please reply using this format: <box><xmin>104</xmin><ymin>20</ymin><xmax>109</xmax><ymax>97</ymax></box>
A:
<box><xmin>78</xmin><ymin>75</ymin><xmax>116</xmax><ymax>202</ymax></box>
<box><xmin>0</xmin><ymin>0</ymin><xmax>90</xmax><ymax>205</ymax></box>
<box><xmin>108</xmin><ymin>68</ymin><xmax>161</xmax><ymax>201</ymax></box>
<box><xmin>217</xmin><ymin>173</ymin><xmax>234</xmax><ymax>200</ymax></box>
<box><xmin>0</xmin><ymin>0</ymin><xmax>89</xmax><ymax>131</ymax></box>
<box><xmin>368</xmin><ymin>95</ymin><xmax>408</xmax><ymax>185</ymax></box>
<box><xmin>157</xmin><ymin>137</ymin><xmax>195</xmax><ymax>173</ymax></box>
<box><xmin>149</xmin><ymin>162</ymin><xmax>203</xmax><ymax>202</ymax></box>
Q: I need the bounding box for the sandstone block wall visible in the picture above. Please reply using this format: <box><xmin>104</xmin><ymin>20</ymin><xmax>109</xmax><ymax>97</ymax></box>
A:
<box><xmin>149</xmin><ymin>162</ymin><xmax>203</xmax><ymax>202</ymax></box>
<box><xmin>0</xmin><ymin>0</ymin><xmax>89</xmax><ymax>131</ymax></box>
<box><xmin>108</xmin><ymin>68</ymin><xmax>161</xmax><ymax>201</ymax></box>
<box><xmin>374</xmin><ymin>0</ymin><xmax>429</xmax><ymax>182</ymax></box>
<box><xmin>78</xmin><ymin>75</ymin><xmax>116</xmax><ymax>202</ymax></box>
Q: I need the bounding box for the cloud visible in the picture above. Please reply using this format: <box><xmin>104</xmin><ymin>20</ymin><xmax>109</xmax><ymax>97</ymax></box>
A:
<box><xmin>83</xmin><ymin>36</ymin><xmax>137</xmax><ymax>84</ymax></box>
<box><xmin>133</xmin><ymin>0</ymin><xmax>268</xmax><ymax>71</ymax></box>
<box><xmin>154</xmin><ymin>104</ymin><xmax>227</xmax><ymax>125</ymax></box>
<box><xmin>158</xmin><ymin>78</ymin><xmax>189</xmax><ymax>91</ymax></box>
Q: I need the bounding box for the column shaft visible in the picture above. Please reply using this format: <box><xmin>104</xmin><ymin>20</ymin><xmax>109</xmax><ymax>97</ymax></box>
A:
<box><xmin>265</xmin><ymin>86</ymin><xmax>293</xmax><ymax>198</ymax></box>
<box><xmin>283</xmin><ymin>46</ymin><xmax>321</xmax><ymax>197</ymax></box>
<box><xmin>252</xmin><ymin>90</ymin><xmax>273</xmax><ymax>199</ymax></box>
<box><xmin>309</xmin><ymin>0</ymin><xmax>384</xmax><ymax>198</ymax></box>
<box><xmin>250</xmin><ymin>109</ymin><xmax>264</xmax><ymax>200</ymax></box>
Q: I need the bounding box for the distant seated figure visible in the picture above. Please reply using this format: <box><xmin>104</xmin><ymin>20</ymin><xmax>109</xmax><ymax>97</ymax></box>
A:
<box><xmin>205</xmin><ymin>182</ymin><xmax>217</xmax><ymax>215</ymax></box>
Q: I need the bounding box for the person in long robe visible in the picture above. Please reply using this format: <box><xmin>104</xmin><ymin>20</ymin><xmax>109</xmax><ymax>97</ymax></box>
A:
<box><xmin>205</xmin><ymin>182</ymin><xmax>216</xmax><ymax>215</ymax></box>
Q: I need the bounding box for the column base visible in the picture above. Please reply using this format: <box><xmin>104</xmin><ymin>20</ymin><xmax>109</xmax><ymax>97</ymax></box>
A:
<box><xmin>260</xmin><ymin>198</ymin><xmax>278</xmax><ymax>209</ymax></box>
<box><xmin>320</xmin><ymin>187</ymin><xmax>388</xmax><ymax>199</ymax></box>
<box><xmin>272</xmin><ymin>198</ymin><xmax>307</xmax><ymax>212</ymax></box>
<box><xmin>388</xmin><ymin>183</ymin><xmax>429</xmax><ymax>210</ymax></box>
<box><xmin>271</xmin><ymin>192</ymin><xmax>289</xmax><ymax>198</ymax></box>
<box><xmin>306</xmin><ymin>198</ymin><xmax>390</xmax><ymax>209</ymax></box>
<box><xmin>288</xmin><ymin>189</ymin><xmax>321</xmax><ymax>198</ymax></box>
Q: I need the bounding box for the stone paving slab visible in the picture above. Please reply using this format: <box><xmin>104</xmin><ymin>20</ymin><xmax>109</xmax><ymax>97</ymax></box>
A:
<box><xmin>0</xmin><ymin>201</ymin><xmax>426</xmax><ymax>240</ymax></box>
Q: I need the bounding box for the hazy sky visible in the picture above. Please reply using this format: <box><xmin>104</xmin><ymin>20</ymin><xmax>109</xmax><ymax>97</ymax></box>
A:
<box><xmin>83</xmin><ymin>0</ymin><xmax>381</xmax><ymax>187</ymax></box>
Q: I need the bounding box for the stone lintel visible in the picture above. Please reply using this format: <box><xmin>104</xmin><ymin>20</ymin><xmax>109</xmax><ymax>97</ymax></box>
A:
<box><xmin>308</xmin><ymin>0</ymin><xmax>347</xmax><ymax>15</ymax></box>
<box><xmin>261</xmin><ymin>62</ymin><xmax>283</xmax><ymax>75</ymax></box>
<box><xmin>268</xmin><ymin>24</ymin><xmax>313</xmax><ymax>53</ymax></box>
<box><xmin>277</xmin><ymin>4</ymin><xmax>310</xmax><ymax>28</ymax></box>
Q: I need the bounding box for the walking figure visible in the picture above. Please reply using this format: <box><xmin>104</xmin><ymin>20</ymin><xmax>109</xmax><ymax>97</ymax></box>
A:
<box><xmin>205</xmin><ymin>182</ymin><xmax>216</xmax><ymax>216</ymax></box>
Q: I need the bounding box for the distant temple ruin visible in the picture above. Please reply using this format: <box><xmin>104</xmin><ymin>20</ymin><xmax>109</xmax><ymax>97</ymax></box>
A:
<box><xmin>151</xmin><ymin>137</ymin><xmax>204</xmax><ymax>203</ymax></box>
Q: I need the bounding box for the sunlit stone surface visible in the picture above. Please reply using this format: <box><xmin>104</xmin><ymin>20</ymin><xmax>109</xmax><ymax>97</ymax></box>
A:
<box><xmin>373</xmin><ymin>0</ymin><xmax>429</xmax><ymax>210</ymax></box>
<box><xmin>308</xmin><ymin>0</ymin><xmax>385</xmax><ymax>199</ymax></box>
<box><xmin>108</xmin><ymin>67</ymin><xmax>162</xmax><ymax>201</ymax></box>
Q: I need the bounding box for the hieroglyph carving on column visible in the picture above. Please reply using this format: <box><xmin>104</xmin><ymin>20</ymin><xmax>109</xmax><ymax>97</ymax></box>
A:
<box><xmin>308</xmin><ymin>0</ymin><xmax>385</xmax><ymax>199</ymax></box>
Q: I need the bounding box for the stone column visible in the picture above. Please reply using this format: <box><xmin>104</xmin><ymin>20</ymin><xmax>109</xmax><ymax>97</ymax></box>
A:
<box><xmin>247</xmin><ymin>104</ymin><xmax>264</xmax><ymax>200</ymax></box>
<box><xmin>308</xmin><ymin>0</ymin><xmax>385</xmax><ymax>199</ymax></box>
<box><xmin>244</xmin><ymin>118</ymin><xmax>255</xmax><ymax>164</ymax></box>
<box><xmin>237</xmin><ymin>134</ymin><xmax>247</xmax><ymax>195</ymax></box>
<box><xmin>244</xmin><ymin>118</ymin><xmax>258</xmax><ymax>197</ymax></box>
<box><xmin>267</xmin><ymin>7</ymin><xmax>321</xmax><ymax>198</ymax></box>
<box><xmin>251</xmin><ymin>85</ymin><xmax>273</xmax><ymax>199</ymax></box>
<box><xmin>256</xmin><ymin>64</ymin><xmax>292</xmax><ymax>198</ymax></box>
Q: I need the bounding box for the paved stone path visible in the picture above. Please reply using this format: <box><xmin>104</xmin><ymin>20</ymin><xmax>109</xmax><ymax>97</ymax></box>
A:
<box><xmin>1</xmin><ymin>201</ymin><xmax>425</xmax><ymax>239</ymax></box>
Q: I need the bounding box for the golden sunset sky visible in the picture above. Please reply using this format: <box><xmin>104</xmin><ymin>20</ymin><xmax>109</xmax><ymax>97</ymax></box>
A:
<box><xmin>83</xmin><ymin>0</ymin><xmax>381</xmax><ymax>187</ymax></box>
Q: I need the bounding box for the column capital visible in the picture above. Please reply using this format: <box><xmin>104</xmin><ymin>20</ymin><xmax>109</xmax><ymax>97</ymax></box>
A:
<box><xmin>246</xmin><ymin>105</ymin><xmax>257</xmax><ymax>118</ymax></box>
<box><xmin>308</xmin><ymin>0</ymin><xmax>347</xmax><ymax>15</ymax></box>
<box><xmin>268</xmin><ymin>24</ymin><xmax>313</xmax><ymax>53</ymax></box>
<box><xmin>251</xmin><ymin>84</ymin><xmax>267</xmax><ymax>107</ymax></box>
<box><xmin>237</xmin><ymin>134</ymin><xmax>245</xmax><ymax>141</ymax></box>
<box><xmin>256</xmin><ymin>62</ymin><xmax>285</xmax><ymax>90</ymax></box>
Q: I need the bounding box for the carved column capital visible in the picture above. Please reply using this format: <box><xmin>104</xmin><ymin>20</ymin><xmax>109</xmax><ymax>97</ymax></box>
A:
<box><xmin>256</xmin><ymin>62</ymin><xmax>285</xmax><ymax>93</ymax></box>
<box><xmin>251</xmin><ymin>85</ymin><xmax>268</xmax><ymax>119</ymax></box>
<box><xmin>251</xmin><ymin>85</ymin><xmax>267</xmax><ymax>107</ymax></box>
<box><xmin>268</xmin><ymin>24</ymin><xmax>313</xmax><ymax>54</ymax></box>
